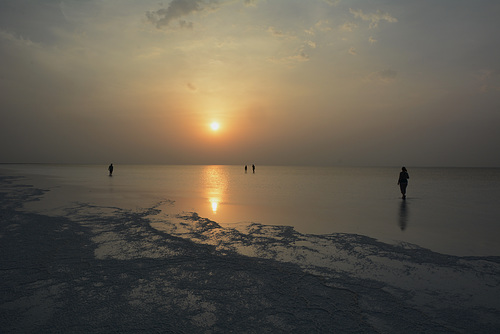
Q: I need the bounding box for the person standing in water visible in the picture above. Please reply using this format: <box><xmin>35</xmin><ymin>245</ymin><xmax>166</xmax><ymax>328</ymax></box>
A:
<box><xmin>108</xmin><ymin>163</ymin><xmax>114</xmax><ymax>176</ymax></box>
<box><xmin>397</xmin><ymin>167</ymin><xmax>409</xmax><ymax>199</ymax></box>
<box><xmin>252</xmin><ymin>164</ymin><xmax>255</xmax><ymax>173</ymax></box>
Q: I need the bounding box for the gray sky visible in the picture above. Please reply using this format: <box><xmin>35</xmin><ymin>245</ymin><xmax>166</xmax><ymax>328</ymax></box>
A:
<box><xmin>1</xmin><ymin>0</ymin><xmax>499</xmax><ymax>166</ymax></box>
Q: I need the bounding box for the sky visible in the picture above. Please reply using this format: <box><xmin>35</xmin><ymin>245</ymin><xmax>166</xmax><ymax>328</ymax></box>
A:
<box><xmin>1</xmin><ymin>0</ymin><xmax>499</xmax><ymax>167</ymax></box>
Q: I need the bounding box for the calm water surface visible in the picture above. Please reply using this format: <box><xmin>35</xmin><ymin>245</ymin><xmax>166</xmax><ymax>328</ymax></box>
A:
<box><xmin>3</xmin><ymin>164</ymin><xmax>500</xmax><ymax>256</ymax></box>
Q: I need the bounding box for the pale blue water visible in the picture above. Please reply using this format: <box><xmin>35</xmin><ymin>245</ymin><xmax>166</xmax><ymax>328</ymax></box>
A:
<box><xmin>2</xmin><ymin>164</ymin><xmax>500</xmax><ymax>256</ymax></box>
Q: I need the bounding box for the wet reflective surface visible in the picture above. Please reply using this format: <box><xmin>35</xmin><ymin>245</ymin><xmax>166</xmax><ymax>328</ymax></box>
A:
<box><xmin>202</xmin><ymin>165</ymin><xmax>228</xmax><ymax>214</ymax></box>
<box><xmin>1</xmin><ymin>171</ymin><xmax>499</xmax><ymax>333</ymax></box>
<box><xmin>3</xmin><ymin>164</ymin><xmax>500</xmax><ymax>256</ymax></box>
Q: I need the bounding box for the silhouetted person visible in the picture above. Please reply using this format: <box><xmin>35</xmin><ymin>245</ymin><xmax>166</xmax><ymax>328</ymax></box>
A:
<box><xmin>252</xmin><ymin>164</ymin><xmax>255</xmax><ymax>173</ymax></box>
<box><xmin>397</xmin><ymin>166</ymin><xmax>409</xmax><ymax>199</ymax></box>
<box><xmin>245</xmin><ymin>165</ymin><xmax>248</xmax><ymax>173</ymax></box>
<box><xmin>108</xmin><ymin>163</ymin><xmax>114</xmax><ymax>176</ymax></box>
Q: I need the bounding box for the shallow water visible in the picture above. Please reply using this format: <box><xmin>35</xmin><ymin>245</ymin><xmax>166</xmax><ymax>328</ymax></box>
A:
<box><xmin>1</xmin><ymin>166</ymin><xmax>499</xmax><ymax>333</ymax></box>
<box><xmin>2</xmin><ymin>164</ymin><xmax>500</xmax><ymax>256</ymax></box>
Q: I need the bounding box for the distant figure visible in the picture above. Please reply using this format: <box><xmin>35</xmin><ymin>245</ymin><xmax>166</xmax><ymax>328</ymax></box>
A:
<box><xmin>252</xmin><ymin>164</ymin><xmax>255</xmax><ymax>173</ymax></box>
<box><xmin>108</xmin><ymin>163</ymin><xmax>114</xmax><ymax>176</ymax></box>
<box><xmin>245</xmin><ymin>165</ymin><xmax>248</xmax><ymax>173</ymax></box>
<box><xmin>397</xmin><ymin>166</ymin><xmax>409</xmax><ymax>199</ymax></box>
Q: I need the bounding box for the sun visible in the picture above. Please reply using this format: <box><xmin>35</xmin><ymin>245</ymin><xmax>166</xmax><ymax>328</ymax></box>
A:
<box><xmin>210</xmin><ymin>121</ymin><xmax>220</xmax><ymax>131</ymax></box>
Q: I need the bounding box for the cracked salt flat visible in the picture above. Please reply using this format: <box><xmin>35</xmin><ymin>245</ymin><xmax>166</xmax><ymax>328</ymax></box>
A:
<box><xmin>150</xmin><ymin>210</ymin><xmax>500</xmax><ymax>322</ymax></box>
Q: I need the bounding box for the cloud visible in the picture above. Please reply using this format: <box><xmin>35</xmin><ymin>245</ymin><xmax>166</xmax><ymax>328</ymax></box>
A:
<box><xmin>178</xmin><ymin>20</ymin><xmax>194</xmax><ymax>29</ymax></box>
<box><xmin>267</xmin><ymin>26</ymin><xmax>286</xmax><ymax>38</ymax></box>
<box><xmin>322</xmin><ymin>0</ymin><xmax>341</xmax><ymax>5</ymax></box>
<box><xmin>146</xmin><ymin>0</ymin><xmax>220</xmax><ymax>29</ymax></box>
<box><xmin>267</xmin><ymin>26</ymin><xmax>300</xmax><ymax>41</ymax></box>
<box><xmin>287</xmin><ymin>49</ymin><xmax>310</xmax><ymax>63</ymax></box>
<box><xmin>367</xmin><ymin>69</ymin><xmax>398</xmax><ymax>84</ymax></box>
<box><xmin>340</xmin><ymin>22</ymin><xmax>358</xmax><ymax>32</ymax></box>
<box><xmin>0</xmin><ymin>30</ymin><xmax>38</xmax><ymax>48</ymax></box>
<box><xmin>315</xmin><ymin>20</ymin><xmax>332</xmax><ymax>33</ymax></box>
<box><xmin>268</xmin><ymin>47</ymin><xmax>310</xmax><ymax>66</ymax></box>
<box><xmin>349</xmin><ymin>8</ymin><xmax>397</xmax><ymax>29</ymax></box>
<box><xmin>306</xmin><ymin>40</ymin><xmax>317</xmax><ymax>49</ymax></box>
<box><xmin>368</xmin><ymin>36</ymin><xmax>377</xmax><ymax>44</ymax></box>
<box><xmin>243</xmin><ymin>0</ymin><xmax>259</xmax><ymax>7</ymax></box>
<box><xmin>349</xmin><ymin>47</ymin><xmax>357</xmax><ymax>55</ymax></box>
<box><xmin>0</xmin><ymin>0</ymin><xmax>71</xmax><ymax>44</ymax></box>
<box><xmin>477</xmin><ymin>69</ymin><xmax>500</xmax><ymax>92</ymax></box>
<box><xmin>305</xmin><ymin>20</ymin><xmax>332</xmax><ymax>36</ymax></box>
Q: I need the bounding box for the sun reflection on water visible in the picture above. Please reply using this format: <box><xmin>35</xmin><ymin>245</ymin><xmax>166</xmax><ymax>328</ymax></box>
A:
<box><xmin>202</xmin><ymin>166</ymin><xmax>228</xmax><ymax>214</ymax></box>
<box><xmin>210</xmin><ymin>199</ymin><xmax>219</xmax><ymax>213</ymax></box>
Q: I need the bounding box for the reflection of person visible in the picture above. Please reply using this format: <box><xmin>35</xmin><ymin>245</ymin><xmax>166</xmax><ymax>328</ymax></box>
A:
<box><xmin>108</xmin><ymin>163</ymin><xmax>114</xmax><ymax>176</ymax></box>
<box><xmin>252</xmin><ymin>164</ymin><xmax>255</xmax><ymax>173</ymax></box>
<box><xmin>397</xmin><ymin>167</ymin><xmax>409</xmax><ymax>199</ymax></box>
<box><xmin>399</xmin><ymin>200</ymin><xmax>408</xmax><ymax>231</ymax></box>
